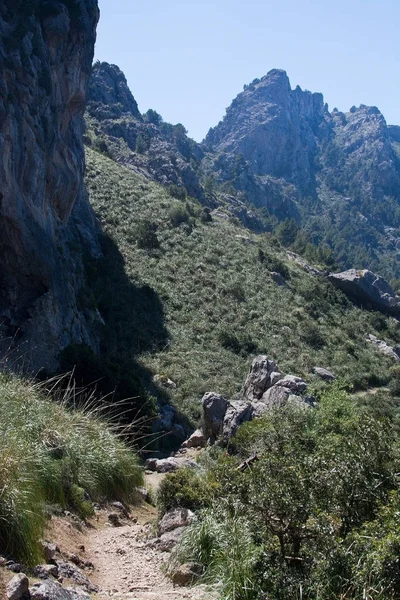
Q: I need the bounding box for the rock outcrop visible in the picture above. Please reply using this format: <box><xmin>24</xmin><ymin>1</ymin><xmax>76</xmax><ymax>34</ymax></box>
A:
<box><xmin>0</xmin><ymin>0</ymin><xmax>100</xmax><ymax>371</ymax></box>
<box><xmin>201</xmin><ymin>355</ymin><xmax>311</xmax><ymax>444</ymax></box>
<box><xmin>86</xmin><ymin>62</ymin><xmax>205</xmax><ymax>201</ymax></box>
<box><xmin>366</xmin><ymin>334</ymin><xmax>400</xmax><ymax>362</ymax></box>
<box><xmin>328</xmin><ymin>269</ymin><xmax>400</xmax><ymax>316</ymax></box>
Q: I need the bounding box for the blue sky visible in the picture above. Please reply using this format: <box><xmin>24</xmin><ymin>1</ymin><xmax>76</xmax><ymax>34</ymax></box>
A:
<box><xmin>94</xmin><ymin>0</ymin><xmax>400</xmax><ymax>141</ymax></box>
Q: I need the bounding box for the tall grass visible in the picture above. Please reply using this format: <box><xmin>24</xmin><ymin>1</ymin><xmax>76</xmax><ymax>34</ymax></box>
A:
<box><xmin>168</xmin><ymin>508</ymin><xmax>261</xmax><ymax>600</ymax></box>
<box><xmin>0</xmin><ymin>372</ymin><xmax>143</xmax><ymax>564</ymax></box>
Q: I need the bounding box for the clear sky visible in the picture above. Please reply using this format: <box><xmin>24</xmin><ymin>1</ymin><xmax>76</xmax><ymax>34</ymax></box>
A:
<box><xmin>94</xmin><ymin>0</ymin><xmax>400</xmax><ymax>142</ymax></box>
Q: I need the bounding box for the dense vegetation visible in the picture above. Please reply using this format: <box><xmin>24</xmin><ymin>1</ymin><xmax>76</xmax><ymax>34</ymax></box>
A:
<box><xmin>0</xmin><ymin>373</ymin><xmax>142</xmax><ymax>565</ymax></box>
<box><xmin>84</xmin><ymin>147</ymin><xmax>400</xmax><ymax>424</ymax></box>
<box><xmin>162</xmin><ymin>385</ymin><xmax>400</xmax><ymax>599</ymax></box>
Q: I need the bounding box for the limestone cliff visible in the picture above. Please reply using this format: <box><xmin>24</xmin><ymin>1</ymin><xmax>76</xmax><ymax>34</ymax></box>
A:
<box><xmin>86</xmin><ymin>62</ymin><xmax>205</xmax><ymax>201</ymax></box>
<box><xmin>203</xmin><ymin>69</ymin><xmax>400</xmax><ymax>278</ymax></box>
<box><xmin>0</xmin><ymin>0</ymin><xmax>100</xmax><ymax>371</ymax></box>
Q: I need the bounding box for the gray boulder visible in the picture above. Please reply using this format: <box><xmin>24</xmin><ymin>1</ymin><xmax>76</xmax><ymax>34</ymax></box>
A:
<box><xmin>275</xmin><ymin>375</ymin><xmax>307</xmax><ymax>394</ymax></box>
<box><xmin>145</xmin><ymin>456</ymin><xmax>198</xmax><ymax>473</ymax></box>
<box><xmin>33</xmin><ymin>564</ymin><xmax>59</xmax><ymax>580</ymax></box>
<box><xmin>170</xmin><ymin>563</ymin><xmax>203</xmax><ymax>586</ymax></box>
<box><xmin>182</xmin><ymin>429</ymin><xmax>206</xmax><ymax>449</ymax></box>
<box><xmin>159</xmin><ymin>508</ymin><xmax>195</xmax><ymax>535</ymax></box>
<box><xmin>312</xmin><ymin>367</ymin><xmax>336</xmax><ymax>381</ymax></box>
<box><xmin>222</xmin><ymin>401</ymin><xmax>253</xmax><ymax>440</ymax></box>
<box><xmin>366</xmin><ymin>334</ymin><xmax>400</xmax><ymax>362</ymax></box>
<box><xmin>241</xmin><ymin>355</ymin><xmax>279</xmax><ymax>401</ymax></box>
<box><xmin>157</xmin><ymin>527</ymin><xmax>187</xmax><ymax>552</ymax></box>
<box><xmin>56</xmin><ymin>563</ymin><xmax>97</xmax><ymax>593</ymax></box>
<box><xmin>260</xmin><ymin>385</ymin><xmax>291</xmax><ymax>408</ymax></box>
<box><xmin>40</xmin><ymin>542</ymin><xmax>57</xmax><ymax>563</ymax></box>
<box><xmin>202</xmin><ymin>392</ymin><xmax>230</xmax><ymax>441</ymax></box>
<box><xmin>328</xmin><ymin>269</ymin><xmax>400</xmax><ymax>316</ymax></box>
<box><xmin>30</xmin><ymin>581</ymin><xmax>91</xmax><ymax>600</ymax></box>
<box><xmin>7</xmin><ymin>574</ymin><xmax>29</xmax><ymax>600</ymax></box>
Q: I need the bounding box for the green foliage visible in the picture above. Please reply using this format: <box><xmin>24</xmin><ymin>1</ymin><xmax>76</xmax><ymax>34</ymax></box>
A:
<box><xmin>85</xmin><ymin>148</ymin><xmax>397</xmax><ymax>423</ymax></box>
<box><xmin>0</xmin><ymin>373</ymin><xmax>143</xmax><ymax>564</ymax></box>
<box><xmin>157</xmin><ymin>468</ymin><xmax>219</xmax><ymax>515</ymax></box>
<box><xmin>170</xmin><ymin>387</ymin><xmax>399</xmax><ymax>599</ymax></box>
<box><xmin>167</xmin><ymin>184</ymin><xmax>187</xmax><ymax>201</ymax></box>
<box><xmin>135</xmin><ymin>133</ymin><xmax>150</xmax><ymax>154</ymax></box>
<box><xmin>169</xmin><ymin>509</ymin><xmax>261</xmax><ymax>600</ymax></box>
<box><xmin>135</xmin><ymin>219</ymin><xmax>160</xmax><ymax>250</ymax></box>
<box><xmin>144</xmin><ymin>108</ymin><xmax>162</xmax><ymax>125</ymax></box>
<box><xmin>169</xmin><ymin>204</ymin><xmax>191</xmax><ymax>227</ymax></box>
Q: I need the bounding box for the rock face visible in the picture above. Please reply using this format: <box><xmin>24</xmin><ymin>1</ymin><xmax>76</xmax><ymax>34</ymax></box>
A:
<box><xmin>203</xmin><ymin>69</ymin><xmax>400</xmax><ymax>278</ymax></box>
<box><xmin>206</xmin><ymin>70</ymin><xmax>326</xmax><ymax>197</ymax></box>
<box><xmin>201</xmin><ymin>355</ymin><xmax>311</xmax><ymax>443</ymax></box>
<box><xmin>86</xmin><ymin>62</ymin><xmax>205</xmax><ymax>201</ymax></box>
<box><xmin>0</xmin><ymin>0</ymin><xmax>100</xmax><ymax>371</ymax></box>
<box><xmin>328</xmin><ymin>269</ymin><xmax>400</xmax><ymax>315</ymax></box>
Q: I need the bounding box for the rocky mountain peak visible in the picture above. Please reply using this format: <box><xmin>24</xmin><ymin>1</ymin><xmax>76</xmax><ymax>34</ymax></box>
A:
<box><xmin>205</xmin><ymin>69</ymin><xmax>328</xmax><ymax>196</ymax></box>
<box><xmin>88</xmin><ymin>61</ymin><xmax>142</xmax><ymax>120</ymax></box>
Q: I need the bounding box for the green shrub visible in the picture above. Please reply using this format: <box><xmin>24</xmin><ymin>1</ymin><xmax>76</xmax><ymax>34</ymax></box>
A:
<box><xmin>169</xmin><ymin>509</ymin><xmax>262</xmax><ymax>600</ymax></box>
<box><xmin>167</xmin><ymin>184</ymin><xmax>187</xmax><ymax>200</ymax></box>
<box><xmin>157</xmin><ymin>468</ymin><xmax>219</xmax><ymax>515</ymax></box>
<box><xmin>135</xmin><ymin>219</ymin><xmax>160</xmax><ymax>250</ymax></box>
<box><xmin>169</xmin><ymin>204</ymin><xmax>190</xmax><ymax>227</ymax></box>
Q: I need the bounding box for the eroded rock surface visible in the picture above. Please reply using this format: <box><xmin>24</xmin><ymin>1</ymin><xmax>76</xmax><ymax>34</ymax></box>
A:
<box><xmin>0</xmin><ymin>0</ymin><xmax>100</xmax><ymax>370</ymax></box>
<box><xmin>328</xmin><ymin>269</ymin><xmax>400</xmax><ymax>315</ymax></box>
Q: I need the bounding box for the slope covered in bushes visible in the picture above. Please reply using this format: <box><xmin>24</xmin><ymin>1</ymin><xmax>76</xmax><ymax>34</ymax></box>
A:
<box><xmin>84</xmin><ymin>147</ymin><xmax>400</xmax><ymax>422</ymax></box>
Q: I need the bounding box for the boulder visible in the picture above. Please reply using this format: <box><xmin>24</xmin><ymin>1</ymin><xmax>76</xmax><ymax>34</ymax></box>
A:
<box><xmin>145</xmin><ymin>456</ymin><xmax>198</xmax><ymax>473</ymax></box>
<box><xmin>158</xmin><ymin>527</ymin><xmax>187</xmax><ymax>552</ymax></box>
<box><xmin>56</xmin><ymin>563</ymin><xmax>98</xmax><ymax>593</ymax></box>
<box><xmin>170</xmin><ymin>563</ymin><xmax>203</xmax><ymax>586</ymax></box>
<box><xmin>40</xmin><ymin>541</ymin><xmax>57</xmax><ymax>563</ymax></box>
<box><xmin>275</xmin><ymin>375</ymin><xmax>308</xmax><ymax>394</ymax></box>
<box><xmin>366</xmin><ymin>334</ymin><xmax>400</xmax><ymax>362</ymax></box>
<box><xmin>159</xmin><ymin>508</ymin><xmax>195</xmax><ymax>535</ymax></box>
<box><xmin>6</xmin><ymin>574</ymin><xmax>29</xmax><ymax>600</ymax></box>
<box><xmin>222</xmin><ymin>401</ymin><xmax>253</xmax><ymax>440</ymax></box>
<box><xmin>312</xmin><ymin>367</ymin><xmax>336</xmax><ymax>381</ymax></box>
<box><xmin>241</xmin><ymin>355</ymin><xmax>279</xmax><ymax>401</ymax></box>
<box><xmin>30</xmin><ymin>581</ymin><xmax>90</xmax><ymax>600</ymax></box>
<box><xmin>182</xmin><ymin>429</ymin><xmax>206</xmax><ymax>449</ymax></box>
<box><xmin>328</xmin><ymin>269</ymin><xmax>400</xmax><ymax>316</ymax></box>
<box><xmin>260</xmin><ymin>385</ymin><xmax>291</xmax><ymax>408</ymax></box>
<box><xmin>153</xmin><ymin>375</ymin><xmax>177</xmax><ymax>389</ymax></box>
<box><xmin>201</xmin><ymin>392</ymin><xmax>230</xmax><ymax>441</ymax></box>
<box><xmin>33</xmin><ymin>564</ymin><xmax>59</xmax><ymax>579</ymax></box>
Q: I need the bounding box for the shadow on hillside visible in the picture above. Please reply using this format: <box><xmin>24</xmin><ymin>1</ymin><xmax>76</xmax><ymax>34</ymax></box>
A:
<box><xmin>59</xmin><ymin>233</ymin><xmax>190</xmax><ymax>454</ymax></box>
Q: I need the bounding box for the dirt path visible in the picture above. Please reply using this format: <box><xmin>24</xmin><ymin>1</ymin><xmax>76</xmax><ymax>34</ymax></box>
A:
<box><xmin>85</xmin><ymin>511</ymin><xmax>213</xmax><ymax>600</ymax></box>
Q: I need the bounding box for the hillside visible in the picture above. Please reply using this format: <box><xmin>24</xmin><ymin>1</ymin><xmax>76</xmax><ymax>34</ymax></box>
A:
<box><xmin>84</xmin><ymin>146</ymin><xmax>400</xmax><ymax>426</ymax></box>
<box><xmin>86</xmin><ymin>63</ymin><xmax>400</xmax><ymax>284</ymax></box>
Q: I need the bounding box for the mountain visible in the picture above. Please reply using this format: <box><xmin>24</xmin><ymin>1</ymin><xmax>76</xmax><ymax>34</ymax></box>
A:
<box><xmin>86</xmin><ymin>64</ymin><xmax>400</xmax><ymax>282</ymax></box>
<box><xmin>0</xmin><ymin>0</ymin><xmax>100</xmax><ymax>371</ymax></box>
<box><xmin>86</xmin><ymin>62</ymin><xmax>205</xmax><ymax>201</ymax></box>
<box><xmin>203</xmin><ymin>69</ymin><xmax>400</xmax><ymax>279</ymax></box>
